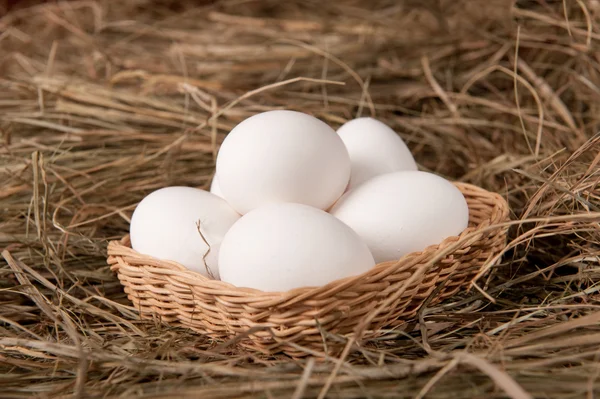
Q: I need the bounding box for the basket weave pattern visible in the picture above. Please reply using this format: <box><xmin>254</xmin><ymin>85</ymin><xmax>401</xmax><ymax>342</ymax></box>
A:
<box><xmin>108</xmin><ymin>183</ymin><xmax>509</xmax><ymax>356</ymax></box>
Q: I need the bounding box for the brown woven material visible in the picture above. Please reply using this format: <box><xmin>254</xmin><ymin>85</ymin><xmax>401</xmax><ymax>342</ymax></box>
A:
<box><xmin>108</xmin><ymin>182</ymin><xmax>509</xmax><ymax>356</ymax></box>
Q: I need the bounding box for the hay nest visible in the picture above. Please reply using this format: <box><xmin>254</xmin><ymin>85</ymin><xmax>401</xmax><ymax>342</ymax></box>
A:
<box><xmin>1</xmin><ymin>0</ymin><xmax>599</xmax><ymax>398</ymax></box>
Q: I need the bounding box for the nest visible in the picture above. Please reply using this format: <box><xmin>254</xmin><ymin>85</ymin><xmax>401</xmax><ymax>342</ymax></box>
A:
<box><xmin>3</xmin><ymin>0</ymin><xmax>600</xmax><ymax>397</ymax></box>
<box><xmin>108</xmin><ymin>183</ymin><xmax>509</xmax><ymax>356</ymax></box>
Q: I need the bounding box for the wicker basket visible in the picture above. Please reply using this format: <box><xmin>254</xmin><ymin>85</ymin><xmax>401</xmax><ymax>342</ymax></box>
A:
<box><xmin>108</xmin><ymin>182</ymin><xmax>509</xmax><ymax>357</ymax></box>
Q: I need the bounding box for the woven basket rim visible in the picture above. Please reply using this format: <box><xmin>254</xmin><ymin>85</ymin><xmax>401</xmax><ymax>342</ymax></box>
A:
<box><xmin>108</xmin><ymin>182</ymin><xmax>509</xmax><ymax>300</ymax></box>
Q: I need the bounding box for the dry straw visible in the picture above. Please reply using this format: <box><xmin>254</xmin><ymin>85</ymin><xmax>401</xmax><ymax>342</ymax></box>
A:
<box><xmin>108</xmin><ymin>183</ymin><xmax>510</xmax><ymax>356</ymax></box>
<box><xmin>2</xmin><ymin>0</ymin><xmax>600</xmax><ymax>397</ymax></box>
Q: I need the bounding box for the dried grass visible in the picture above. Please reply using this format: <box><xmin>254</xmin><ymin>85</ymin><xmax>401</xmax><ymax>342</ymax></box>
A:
<box><xmin>1</xmin><ymin>0</ymin><xmax>599</xmax><ymax>398</ymax></box>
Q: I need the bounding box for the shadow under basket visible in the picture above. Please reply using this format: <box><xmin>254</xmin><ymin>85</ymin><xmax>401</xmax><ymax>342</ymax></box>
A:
<box><xmin>108</xmin><ymin>182</ymin><xmax>510</xmax><ymax>357</ymax></box>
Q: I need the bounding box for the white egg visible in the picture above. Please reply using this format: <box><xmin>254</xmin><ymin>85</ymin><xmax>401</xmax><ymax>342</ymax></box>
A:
<box><xmin>209</xmin><ymin>175</ymin><xmax>223</xmax><ymax>198</ymax></box>
<box><xmin>219</xmin><ymin>203</ymin><xmax>375</xmax><ymax>291</ymax></box>
<box><xmin>130</xmin><ymin>186</ymin><xmax>240</xmax><ymax>278</ymax></box>
<box><xmin>216</xmin><ymin>110</ymin><xmax>351</xmax><ymax>214</ymax></box>
<box><xmin>337</xmin><ymin>117</ymin><xmax>417</xmax><ymax>189</ymax></box>
<box><xmin>331</xmin><ymin>171</ymin><xmax>469</xmax><ymax>263</ymax></box>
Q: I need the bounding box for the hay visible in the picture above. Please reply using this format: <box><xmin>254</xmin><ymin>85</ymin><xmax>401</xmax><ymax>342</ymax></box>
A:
<box><xmin>0</xmin><ymin>0</ymin><xmax>599</xmax><ymax>397</ymax></box>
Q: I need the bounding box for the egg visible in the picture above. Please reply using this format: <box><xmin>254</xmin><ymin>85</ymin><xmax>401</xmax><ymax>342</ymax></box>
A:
<box><xmin>130</xmin><ymin>186</ymin><xmax>240</xmax><ymax>278</ymax></box>
<box><xmin>331</xmin><ymin>171</ymin><xmax>469</xmax><ymax>263</ymax></box>
<box><xmin>209</xmin><ymin>175</ymin><xmax>223</xmax><ymax>198</ymax></box>
<box><xmin>218</xmin><ymin>203</ymin><xmax>375</xmax><ymax>291</ymax></box>
<box><xmin>216</xmin><ymin>110</ymin><xmax>351</xmax><ymax>214</ymax></box>
<box><xmin>337</xmin><ymin>117</ymin><xmax>417</xmax><ymax>189</ymax></box>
